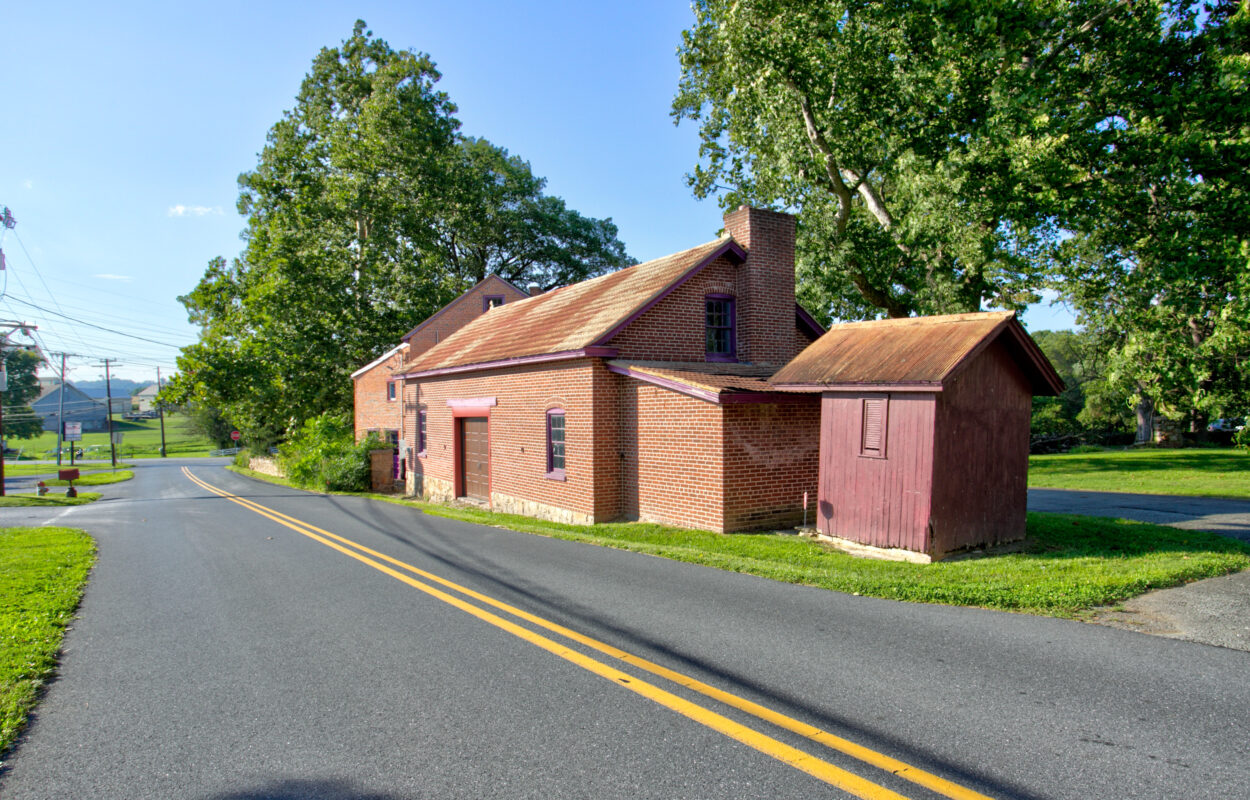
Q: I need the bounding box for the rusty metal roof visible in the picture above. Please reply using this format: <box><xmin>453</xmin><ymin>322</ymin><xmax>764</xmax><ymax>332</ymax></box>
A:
<box><xmin>402</xmin><ymin>238</ymin><xmax>740</xmax><ymax>375</ymax></box>
<box><xmin>769</xmin><ymin>311</ymin><xmax>1063</xmax><ymax>395</ymax></box>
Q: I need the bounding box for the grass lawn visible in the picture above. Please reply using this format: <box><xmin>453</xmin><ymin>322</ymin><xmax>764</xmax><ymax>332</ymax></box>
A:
<box><xmin>5</xmin><ymin>414</ymin><xmax>215</xmax><ymax>460</ymax></box>
<box><xmin>0</xmin><ymin>527</ymin><xmax>95</xmax><ymax>755</ymax></box>
<box><xmin>231</xmin><ymin>466</ymin><xmax>1250</xmax><ymax>618</ymax></box>
<box><xmin>45</xmin><ymin>471</ymin><xmax>133</xmax><ymax>487</ymax></box>
<box><xmin>1029</xmin><ymin>447</ymin><xmax>1250</xmax><ymax>498</ymax></box>
<box><xmin>2</xmin><ymin>463</ymin><xmax>133</xmax><ymax>478</ymax></box>
<box><xmin>0</xmin><ymin>493</ymin><xmax>102</xmax><ymax>507</ymax></box>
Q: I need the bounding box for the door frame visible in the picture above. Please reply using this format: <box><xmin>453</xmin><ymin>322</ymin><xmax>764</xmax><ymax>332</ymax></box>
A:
<box><xmin>448</xmin><ymin>397</ymin><xmax>496</xmax><ymax>501</ymax></box>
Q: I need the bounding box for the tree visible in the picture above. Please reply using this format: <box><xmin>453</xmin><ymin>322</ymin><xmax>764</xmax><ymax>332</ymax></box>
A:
<box><xmin>672</xmin><ymin>1</ymin><xmax>1183</xmax><ymax>322</ymax></box>
<box><xmin>168</xmin><ymin>22</ymin><xmax>630</xmax><ymax>444</ymax></box>
<box><xmin>1</xmin><ymin>347</ymin><xmax>43</xmax><ymax>440</ymax></box>
<box><xmin>1048</xmin><ymin>1</ymin><xmax>1250</xmax><ymax>433</ymax></box>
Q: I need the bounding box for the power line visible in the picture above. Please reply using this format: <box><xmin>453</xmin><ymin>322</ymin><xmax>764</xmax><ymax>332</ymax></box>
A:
<box><xmin>4</xmin><ymin>295</ymin><xmax>187</xmax><ymax>348</ymax></box>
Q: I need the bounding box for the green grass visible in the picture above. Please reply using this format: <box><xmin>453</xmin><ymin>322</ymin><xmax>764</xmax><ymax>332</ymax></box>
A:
<box><xmin>0</xmin><ymin>493</ymin><xmax>102</xmax><ymax>507</ymax></box>
<box><xmin>2</xmin><ymin>463</ymin><xmax>133</xmax><ymax>477</ymax></box>
<box><xmin>0</xmin><ymin>527</ymin><xmax>96</xmax><ymax>755</ymax></box>
<box><xmin>45</xmin><ymin>471</ymin><xmax>133</xmax><ymax>487</ymax></box>
<box><xmin>5</xmin><ymin>414</ymin><xmax>215</xmax><ymax>460</ymax></box>
<box><xmin>1029</xmin><ymin>447</ymin><xmax>1250</xmax><ymax>498</ymax></box>
<box><xmin>230</xmin><ymin>466</ymin><xmax>1250</xmax><ymax>617</ymax></box>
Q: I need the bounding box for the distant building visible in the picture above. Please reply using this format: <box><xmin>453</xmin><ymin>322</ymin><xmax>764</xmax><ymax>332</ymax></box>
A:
<box><xmin>134</xmin><ymin>383</ymin><xmax>161</xmax><ymax>413</ymax></box>
<box><xmin>31</xmin><ymin>381</ymin><xmax>108</xmax><ymax>432</ymax></box>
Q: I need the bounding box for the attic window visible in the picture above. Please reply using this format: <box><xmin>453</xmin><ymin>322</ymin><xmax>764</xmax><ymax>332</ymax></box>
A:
<box><xmin>386</xmin><ymin>380</ymin><xmax>397</xmax><ymax>402</ymax></box>
<box><xmin>860</xmin><ymin>396</ymin><xmax>888</xmax><ymax>459</ymax></box>
<box><xmin>705</xmin><ymin>295</ymin><xmax>736</xmax><ymax>362</ymax></box>
<box><xmin>483</xmin><ymin>295</ymin><xmax>505</xmax><ymax>311</ymax></box>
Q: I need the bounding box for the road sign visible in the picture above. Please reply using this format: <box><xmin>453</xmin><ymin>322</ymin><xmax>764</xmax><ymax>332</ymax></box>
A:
<box><xmin>112</xmin><ymin>431</ymin><xmax>124</xmax><ymax>445</ymax></box>
<box><xmin>230</xmin><ymin>430</ymin><xmax>241</xmax><ymax>441</ymax></box>
<box><xmin>64</xmin><ymin>422</ymin><xmax>82</xmax><ymax>442</ymax></box>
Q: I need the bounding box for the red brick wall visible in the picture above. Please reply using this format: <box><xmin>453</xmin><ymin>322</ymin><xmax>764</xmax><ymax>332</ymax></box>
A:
<box><xmin>410</xmin><ymin>359</ymin><xmax>610</xmax><ymax>521</ymax></box>
<box><xmin>722</xmin><ymin>399</ymin><xmax>822</xmax><ymax>531</ymax></box>
<box><xmin>606</xmin><ymin>257</ymin><xmax>741</xmax><ymax>362</ymax></box>
<box><xmin>353</xmin><ymin>350</ymin><xmax>404</xmax><ymax>441</ymax></box>
<box><xmin>404</xmin><ymin>276</ymin><xmax>528</xmax><ymax>363</ymax></box>
<box><xmin>618</xmin><ymin>381</ymin><xmax>726</xmax><ymax>531</ymax></box>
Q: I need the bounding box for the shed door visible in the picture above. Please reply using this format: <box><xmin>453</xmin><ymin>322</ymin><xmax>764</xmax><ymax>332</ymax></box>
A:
<box><xmin>459</xmin><ymin>417</ymin><xmax>490</xmax><ymax>500</ymax></box>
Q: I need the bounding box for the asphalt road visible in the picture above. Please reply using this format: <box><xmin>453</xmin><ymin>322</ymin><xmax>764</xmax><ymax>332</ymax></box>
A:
<box><xmin>1028</xmin><ymin>488</ymin><xmax>1250</xmax><ymax>544</ymax></box>
<box><xmin>1</xmin><ymin>460</ymin><xmax>1248</xmax><ymax>799</ymax></box>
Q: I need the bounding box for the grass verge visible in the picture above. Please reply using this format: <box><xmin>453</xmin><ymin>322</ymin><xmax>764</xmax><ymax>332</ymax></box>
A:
<box><xmin>5</xmin><ymin>415</ymin><xmax>215</xmax><ymax>460</ymax></box>
<box><xmin>229</xmin><ymin>466</ymin><xmax>1250</xmax><ymax>618</ymax></box>
<box><xmin>45</xmin><ymin>471</ymin><xmax>133</xmax><ymax>487</ymax></box>
<box><xmin>0</xmin><ymin>493</ymin><xmax>102</xmax><ymax>507</ymax></box>
<box><xmin>0</xmin><ymin>527</ymin><xmax>95</xmax><ymax>755</ymax></box>
<box><xmin>0</xmin><ymin>464</ymin><xmax>133</xmax><ymax>478</ymax></box>
<box><xmin>1029</xmin><ymin>447</ymin><xmax>1250</xmax><ymax>498</ymax></box>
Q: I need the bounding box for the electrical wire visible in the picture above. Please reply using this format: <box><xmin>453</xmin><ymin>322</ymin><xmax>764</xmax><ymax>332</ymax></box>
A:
<box><xmin>4</xmin><ymin>296</ymin><xmax>188</xmax><ymax>348</ymax></box>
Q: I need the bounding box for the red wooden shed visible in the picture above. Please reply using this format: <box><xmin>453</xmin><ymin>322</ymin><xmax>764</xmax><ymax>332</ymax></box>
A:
<box><xmin>771</xmin><ymin>312</ymin><xmax>1063</xmax><ymax>560</ymax></box>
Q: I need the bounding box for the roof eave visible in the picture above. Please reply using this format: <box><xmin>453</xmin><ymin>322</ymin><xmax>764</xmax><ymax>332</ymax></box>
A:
<box><xmin>399</xmin><ymin>347</ymin><xmax>619</xmax><ymax>380</ymax></box>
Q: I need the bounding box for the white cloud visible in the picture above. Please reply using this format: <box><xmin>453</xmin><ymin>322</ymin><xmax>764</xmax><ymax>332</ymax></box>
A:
<box><xmin>167</xmin><ymin>204</ymin><xmax>222</xmax><ymax>217</ymax></box>
<box><xmin>94</xmin><ymin>273</ymin><xmax>134</xmax><ymax>282</ymax></box>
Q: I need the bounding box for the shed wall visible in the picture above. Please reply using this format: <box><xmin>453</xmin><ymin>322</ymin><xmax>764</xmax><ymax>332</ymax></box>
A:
<box><xmin>353</xmin><ymin>350</ymin><xmax>403</xmax><ymax>441</ymax></box>
<box><xmin>818</xmin><ymin>392</ymin><xmax>937</xmax><ymax>551</ymax></box>
<box><xmin>930</xmin><ymin>339</ymin><xmax>1033</xmax><ymax>554</ymax></box>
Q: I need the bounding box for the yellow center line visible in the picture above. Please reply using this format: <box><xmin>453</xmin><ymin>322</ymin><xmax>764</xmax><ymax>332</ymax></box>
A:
<box><xmin>184</xmin><ymin>467</ymin><xmax>994</xmax><ymax>800</ymax></box>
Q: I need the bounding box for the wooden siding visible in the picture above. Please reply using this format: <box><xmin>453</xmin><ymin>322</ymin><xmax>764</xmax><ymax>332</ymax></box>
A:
<box><xmin>929</xmin><ymin>339</ymin><xmax>1033</xmax><ymax>554</ymax></box>
<box><xmin>818</xmin><ymin>392</ymin><xmax>936</xmax><ymax>551</ymax></box>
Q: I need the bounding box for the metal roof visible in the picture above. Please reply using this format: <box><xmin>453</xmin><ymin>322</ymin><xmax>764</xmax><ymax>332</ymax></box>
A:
<box><xmin>769</xmin><ymin>311</ymin><xmax>1063</xmax><ymax>395</ymax></box>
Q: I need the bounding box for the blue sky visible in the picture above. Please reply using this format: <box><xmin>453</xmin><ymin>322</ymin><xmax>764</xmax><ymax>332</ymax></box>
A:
<box><xmin>0</xmin><ymin>1</ymin><xmax>1076</xmax><ymax>384</ymax></box>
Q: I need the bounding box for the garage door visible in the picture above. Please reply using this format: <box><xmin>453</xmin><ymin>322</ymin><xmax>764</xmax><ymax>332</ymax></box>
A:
<box><xmin>459</xmin><ymin>416</ymin><xmax>489</xmax><ymax>500</ymax></box>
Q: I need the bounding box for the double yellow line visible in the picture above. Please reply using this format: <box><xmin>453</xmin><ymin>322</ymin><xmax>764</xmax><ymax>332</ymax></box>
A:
<box><xmin>183</xmin><ymin>467</ymin><xmax>995</xmax><ymax>800</ymax></box>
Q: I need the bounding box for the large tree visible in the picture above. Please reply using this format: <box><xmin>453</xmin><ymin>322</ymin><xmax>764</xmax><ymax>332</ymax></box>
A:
<box><xmin>2</xmin><ymin>346</ymin><xmax>44</xmax><ymax>440</ymax></box>
<box><xmin>1048</xmin><ymin>1</ymin><xmax>1250</xmax><ymax>433</ymax></box>
<box><xmin>672</xmin><ymin>0</ymin><xmax>1179</xmax><ymax>321</ymax></box>
<box><xmin>168</xmin><ymin>22</ymin><xmax>630</xmax><ymax>442</ymax></box>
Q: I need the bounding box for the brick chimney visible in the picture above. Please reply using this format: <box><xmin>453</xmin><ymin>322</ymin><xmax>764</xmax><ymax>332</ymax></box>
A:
<box><xmin>722</xmin><ymin>206</ymin><xmax>797</xmax><ymax>366</ymax></box>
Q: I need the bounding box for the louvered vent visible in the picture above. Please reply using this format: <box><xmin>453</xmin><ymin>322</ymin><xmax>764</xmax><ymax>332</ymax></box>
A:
<box><xmin>861</xmin><ymin>397</ymin><xmax>888</xmax><ymax>458</ymax></box>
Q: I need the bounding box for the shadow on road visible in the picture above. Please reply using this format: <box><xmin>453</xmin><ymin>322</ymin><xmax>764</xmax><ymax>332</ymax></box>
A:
<box><xmin>201</xmin><ymin>778</ymin><xmax>400</xmax><ymax>800</ymax></box>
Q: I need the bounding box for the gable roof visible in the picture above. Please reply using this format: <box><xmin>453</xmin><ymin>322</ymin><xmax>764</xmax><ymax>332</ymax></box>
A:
<box><xmin>769</xmin><ymin>311</ymin><xmax>1063</xmax><ymax>395</ymax></box>
<box><xmin>607</xmin><ymin>360</ymin><xmax>807</xmax><ymax>405</ymax></box>
<box><xmin>401</xmin><ymin>273</ymin><xmax>529</xmax><ymax>343</ymax></box>
<box><xmin>350</xmin><ymin>342</ymin><xmax>408</xmax><ymax>380</ymax></box>
<box><xmin>400</xmin><ymin>238</ymin><xmax>747</xmax><ymax>377</ymax></box>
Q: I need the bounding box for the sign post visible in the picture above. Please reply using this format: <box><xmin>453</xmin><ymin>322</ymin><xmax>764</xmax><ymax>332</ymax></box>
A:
<box><xmin>64</xmin><ymin>422</ymin><xmax>82</xmax><ymax>466</ymax></box>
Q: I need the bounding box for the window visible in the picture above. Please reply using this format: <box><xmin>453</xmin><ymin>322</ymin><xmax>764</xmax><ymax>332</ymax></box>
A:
<box><xmin>417</xmin><ymin>408</ymin><xmax>428</xmax><ymax>455</ymax></box>
<box><xmin>546</xmin><ymin>409</ymin><xmax>566</xmax><ymax>479</ymax></box>
<box><xmin>387</xmin><ymin>380</ymin><xmax>397</xmax><ymax>402</ymax></box>
<box><xmin>860</xmin><ymin>396</ymin><xmax>888</xmax><ymax>458</ymax></box>
<box><xmin>705</xmin><ymin>295</ymin><xmax>736</xmax><ymax>362</ymax></box>
<box><xmin>483</xmin><ymin>295</ymin><xmax>506</xmax><ymax>311</ymax></box>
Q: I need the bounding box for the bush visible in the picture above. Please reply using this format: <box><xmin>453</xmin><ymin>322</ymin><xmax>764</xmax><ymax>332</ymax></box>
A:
<box><xmin>277</xmin><ymin>413</ymin><xmax>385</xmax><ymax>492</ymax></box>
<box><xmin>232</xmin><ymin>448</ymin><xmax>252</xmax><ymax>469</ymax></box>
<box><xmin>1235</xmin><ymin>427</ymin><xmax>1250</xmax><ymax>450</ymax></box>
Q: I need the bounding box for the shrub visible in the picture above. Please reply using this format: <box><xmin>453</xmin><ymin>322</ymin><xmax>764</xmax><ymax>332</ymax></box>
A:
<box><xmin>277</xmin><ymin>413</ymin><xmax>385</xmax><ymax>492</ymax></box>
<box><xmin>1235</xmin><ymin>427</ymin><xmax>1250</xmax><ymax>450</ymax></box>
<box><xmin>232</xmin><ymin>448</ymin><xmax>251</xmax><ymax>469</ymax></box>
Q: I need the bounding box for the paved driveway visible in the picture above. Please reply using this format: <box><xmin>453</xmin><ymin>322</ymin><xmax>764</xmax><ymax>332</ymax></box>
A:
<box><xmin>1029</xmin><ymin>488</ymin><xmax>1250</xmax><ymax>544</ymax></box>
<box><xmin>1029</xmin><ymin>488</ymin><xmax>1250</xmax><ymax>651</ymax></box>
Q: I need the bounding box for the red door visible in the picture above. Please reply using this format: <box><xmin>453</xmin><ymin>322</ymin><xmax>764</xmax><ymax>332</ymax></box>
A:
<box><xmin>459</xmin><ymin>417</ymin><xmax>490</xmax><ymax>500</ymax></box>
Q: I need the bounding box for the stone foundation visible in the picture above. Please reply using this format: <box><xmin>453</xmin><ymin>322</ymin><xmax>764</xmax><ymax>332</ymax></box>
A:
<box><xmin>410</xmin><ymin>472</ymin><xmax>454</xmax><ymax>503</ymax></box>
<box><xmin>490</xmin><ymin>492</ymin><xmax>594</xmax><ymax>526</ymax></box>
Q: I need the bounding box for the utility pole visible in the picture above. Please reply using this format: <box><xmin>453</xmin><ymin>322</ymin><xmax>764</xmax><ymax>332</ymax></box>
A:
<box><xmin>102</xmin><ymin>359</ymin><xmax>117</xmax><ymax>468</ymax></box>
<box><xmin>156</xmin><ymin>367</ymin><xmax>167</xmax><ymax>457</ymax></box>
<box><xmin>57</xmin><ymin>354</ymin><xmax>66</xmax><ymax>466</ymax></box>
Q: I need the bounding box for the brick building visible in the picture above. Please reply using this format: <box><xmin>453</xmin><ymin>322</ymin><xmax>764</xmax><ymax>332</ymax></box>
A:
<box><xmin>352</xmin><ymin>274</ymin><xmax>528</xmax><ymax>452</ymax></box>
<box><xmin>396</xmin><ymin>207</ymin><xmax>826</xmax><ymax>531</ymax></box>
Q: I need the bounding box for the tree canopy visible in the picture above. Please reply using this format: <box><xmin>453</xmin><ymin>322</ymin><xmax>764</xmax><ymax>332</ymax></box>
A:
<box><xmin>2</xmin><ymin>346</ymin><xmax>44</xmax><ymax>440</ymax></box>
<box><xmin>675</xmin><ymin>0</ymin><xmax>1249</xmax><ymax>431</ymax></box>
<box><xmin>167</xmin><ymin>22</ymin><xmax>631</xmax><ymax>443</ymax></box>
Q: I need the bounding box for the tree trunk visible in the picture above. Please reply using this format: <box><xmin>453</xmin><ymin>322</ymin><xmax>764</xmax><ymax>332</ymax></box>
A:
<box><xmin>1134</xmin><ymin>395</ymin><xmax>1155</xmax><ymax>444</ymax></box>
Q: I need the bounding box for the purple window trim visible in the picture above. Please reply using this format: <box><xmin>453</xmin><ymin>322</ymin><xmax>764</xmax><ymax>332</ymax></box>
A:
<box><xmin>482</xmin><ymin>295</ymin><xmax>506</xmax><ymax>311</ymax></box>
<box><xmin>705</xmin><ymin>294</ymin><xmax>737</xmax><ymax>363</ymax></box>
<box><xmin>417</xmin><ymin>408</ymin><xmax>428</xmax><ymax>456</ymax></box>
<box><xmin>545</xmin><ymin>408</ymin><xmax>566</xmax><ymax>480</ymax></box>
